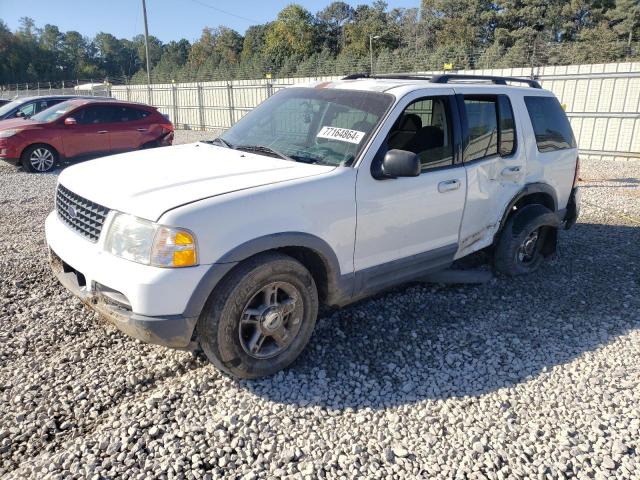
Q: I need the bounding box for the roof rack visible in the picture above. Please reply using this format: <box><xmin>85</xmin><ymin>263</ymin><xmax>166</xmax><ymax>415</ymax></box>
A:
<box><xmin>430</xmin><ymin>74</ymin><xmax>541</xmax><ymax>89</ymax></box>
<box><xmin>341</xmin><ymin>73</ymin><xmax>541</xmax><ymax>89</ymax></box>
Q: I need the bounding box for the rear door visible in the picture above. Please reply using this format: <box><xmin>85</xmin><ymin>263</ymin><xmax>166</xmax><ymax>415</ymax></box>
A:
<box><xmin>60</xmin><ymin>105</ymin><xmax>114</xmax><ymax>158</ymax></box>
<box><xmin>455</xmin><ymin>90</ymin><xmax>525</xmax><ymax>258</ymax></box>
<box><xmin>109</xmin><ymin>106</ymin><xmax>152</xmax><ymax>153</ymax></box>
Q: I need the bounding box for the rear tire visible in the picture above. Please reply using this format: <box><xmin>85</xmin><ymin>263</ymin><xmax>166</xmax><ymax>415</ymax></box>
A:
<box><xmin>21</xmin><ymin>144</ymin><xmax>57</xmax><ymax>173</ymax></box>
<box><xmin>197</xmin><ymin>252</ymin><xmax>318</xmax><ymax>379</ymax></box>
<box><xmin>494</xmin><ymin>205</ymin><xmax>557</xmax><ymax>276</ymax></box>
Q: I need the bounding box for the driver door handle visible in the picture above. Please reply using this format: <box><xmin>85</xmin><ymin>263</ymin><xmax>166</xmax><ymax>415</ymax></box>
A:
<box><xmin>97</xmin><ymin>130</ymin><xmax>109</xmax><ymax>134</ymax></box>
<box><xmin>438</xmin><ymin>179</ymin><xmax>461</xmax><ymax>193</ymax></box>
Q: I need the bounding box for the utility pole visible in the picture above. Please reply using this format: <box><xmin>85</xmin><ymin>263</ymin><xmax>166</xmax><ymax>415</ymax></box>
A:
<box><xmin>142</xmin><ymin>0</ymin><xmax>152</xmax><ymax>103</ymax></box>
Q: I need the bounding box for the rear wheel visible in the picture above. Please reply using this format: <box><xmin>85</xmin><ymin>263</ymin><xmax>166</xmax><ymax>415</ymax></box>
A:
<box><xmin>21</xmin><ymin>144</ymin><xmax>57</xmax><ymax>173</ymax></box>
<box><xmin>197</xmin><ymin>252</ymin><xmax>318</xmax><ymax>379</ymax></box>
<box><xmin>494</xmin><ymin>205</ymin><xmax>557</xmax><ymax>276</ymax></box>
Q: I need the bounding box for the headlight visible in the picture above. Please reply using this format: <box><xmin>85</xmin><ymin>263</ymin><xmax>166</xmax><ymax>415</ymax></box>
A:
<box><xmin>104</xmin><ymin>213</ymin><xmax>197</xmax><ymax>267</ymax></box>
<box><xmin>0</xmin><ymin>129</ymin><xmax>19</xmax><ymax>139</ymax></box>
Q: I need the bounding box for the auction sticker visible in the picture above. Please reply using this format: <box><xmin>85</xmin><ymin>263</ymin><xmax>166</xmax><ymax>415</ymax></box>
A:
<box><xmin>317</xmin><ymin>126</ymin><xmax>366</xmax><ymax>144</ymax></box>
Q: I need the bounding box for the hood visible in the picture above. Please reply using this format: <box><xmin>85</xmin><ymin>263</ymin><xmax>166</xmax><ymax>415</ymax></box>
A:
<box><xmin>58</xmin><ymin>142</ymin><xmax>336</xmax><ymax>221</ymax></box>
<box><xmin>0</xmin><ymin>118</ymin><xmax>43</xmax><ymax>130</ymax></box>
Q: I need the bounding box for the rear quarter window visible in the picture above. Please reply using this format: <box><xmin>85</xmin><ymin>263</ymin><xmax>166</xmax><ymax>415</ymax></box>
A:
<box><xmin>524</xmin><ymin>96</ymin><xmax>576</xmax><ymax>152</ymax></box>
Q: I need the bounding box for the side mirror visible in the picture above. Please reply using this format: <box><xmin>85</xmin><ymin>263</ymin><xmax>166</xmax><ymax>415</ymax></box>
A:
<box><xmin>64</xmin><ymin>117</ymin><xmax>77</xmax><ymax>126</ymax></box>
<box><xmin>16</xmin><ymin>111</ymin><xmax>24</xmax><ymax>118</ymax></box>
<box><xmin>381</xmin><ymin>149</ymin><xmax>421</xmax><ymax>178</ymax></box>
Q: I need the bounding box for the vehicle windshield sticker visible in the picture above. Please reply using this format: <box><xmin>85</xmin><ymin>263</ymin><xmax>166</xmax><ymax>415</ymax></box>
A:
<box><xmin>316</xmin><ymin>126</ymin><xmax>366</xmax><ymax>144</ymax></box>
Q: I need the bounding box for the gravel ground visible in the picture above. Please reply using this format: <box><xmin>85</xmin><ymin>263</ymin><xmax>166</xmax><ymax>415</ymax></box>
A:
<box><xmin>1</xmin><ymin>132</ymin><xmax>639</xmax><ymax>479</ymax></box>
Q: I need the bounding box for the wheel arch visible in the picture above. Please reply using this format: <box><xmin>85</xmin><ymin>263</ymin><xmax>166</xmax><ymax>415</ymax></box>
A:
<box><xmin>20</xmin><ymin>142</ymin><xmax>60</xmax><ymax>161</ymax></box>
<box><xmin>183</xmin><ymin>232</ymin><xmax>352</xmax><ymax>320</ymax></box>
<box><xmin>495</xmin><ymin>182</ymin><xmax>558</xmax><ymax>240</ymax></box>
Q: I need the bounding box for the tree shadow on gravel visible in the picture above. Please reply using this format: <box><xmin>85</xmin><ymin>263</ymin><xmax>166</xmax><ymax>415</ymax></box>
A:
<box><xmin>243</xmin><ymin>222</ymin><xmax>640</xmax><ymax>409</ymax></box>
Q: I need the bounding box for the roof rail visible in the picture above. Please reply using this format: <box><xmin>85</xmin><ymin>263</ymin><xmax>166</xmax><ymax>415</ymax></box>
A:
<box><xmin>342</xmin><ymin>72</ymin><xmax>542</xmax><ymax>88</ymax></box>
<box><xmin>429</xmin><ymin>74</ymin><xmax>541</xmax><ymax>88</ymax></box>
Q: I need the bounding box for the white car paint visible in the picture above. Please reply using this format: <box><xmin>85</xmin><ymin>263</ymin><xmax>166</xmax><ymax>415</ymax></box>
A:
<box><xmin>58</xmin><ymin>142</ymin><xmax>336</xmax><ymax>221</ymax></box>
<box><xmin>46</xmin><ymin>79</ymin><xmax>577</xmax><ymax>322</ymax></box>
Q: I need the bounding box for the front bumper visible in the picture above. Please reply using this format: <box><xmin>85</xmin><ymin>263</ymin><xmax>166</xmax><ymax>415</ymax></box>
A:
<box><xmin>50</xmin><ymin>249</ymin><xmax>198</xmax><ymax>349</ymax></box>
<box><xmin>45</xmin><ymin>211</ymin><xmax>213</xmax><ymax>349</ymax></box>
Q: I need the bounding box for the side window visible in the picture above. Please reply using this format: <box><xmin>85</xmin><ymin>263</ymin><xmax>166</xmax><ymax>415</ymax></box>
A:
<box><xmin>498</xmin><ymin>96</ymin><xmax>516</xmax><ymax>156</ymax></box>
<box><xmin>463</xmin><ymin>95</ymin><xmax>518</xmax><ymax>161</ymax></box>
<box><xmin>113</xmin><ymin>107</ymin><xmax>150</xmax><ymax>122</ymax></box>
<box><xmin>464</xmin><ymin>97</ymin><xmax>498</xmax><ymax>161</ymax></box>
<box><xmin>387</xmin><ymin>96</ymin><xmax>453</xmax><ymax>171</ymax></box>
<box><xmin>34</xmin><ymin>99</ymin><xmax>62</xmax><ymax>114</ymax></box>
<box><xmin>524</xmin><ymin>96</ymin><xmax>576</xmax><ymax>152</ymax></box>
<box><xmin>17</xmin><ymin>102</ymin><xmax>36</xmax><ymax>117</ymax></box>
<box><xmin>76</xmin><ymin>106</ymin><xmax>115</xmax><ymax>125</ymax></box>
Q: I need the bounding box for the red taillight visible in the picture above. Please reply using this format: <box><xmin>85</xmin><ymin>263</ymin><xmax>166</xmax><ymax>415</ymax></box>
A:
<box><xmin>573</xmin><ymin>156</ymin><xmax>580</xmax><ymax>187</ymax></box>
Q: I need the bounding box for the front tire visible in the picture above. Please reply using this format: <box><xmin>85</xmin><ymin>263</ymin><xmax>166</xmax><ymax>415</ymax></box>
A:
<box><xmin>21</xmin><ymin>144</ymin><xmax>57</xmax><ymax>173</ymax></box>
<box><xmin>197</xmin><ymin>252</ymin><xmax>319</xmax><ymax>379</ymax></box>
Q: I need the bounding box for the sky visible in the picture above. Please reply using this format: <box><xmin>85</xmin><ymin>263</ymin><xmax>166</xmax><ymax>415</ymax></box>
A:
<box><xmin>0</xmin><ymin>0</ymin><xmax>419</xmax><ymax>42</ymax></box>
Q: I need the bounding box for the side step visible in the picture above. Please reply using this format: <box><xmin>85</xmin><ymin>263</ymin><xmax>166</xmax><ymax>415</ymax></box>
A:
<box><xmin>420</xmin><ymin>269</ymin><xmax>493</xmax><ymax>284</ymax></box>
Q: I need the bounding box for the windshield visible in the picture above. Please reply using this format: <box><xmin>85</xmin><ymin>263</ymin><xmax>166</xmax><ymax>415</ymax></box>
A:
<box><xmin>220</xmin><ymin>87</ymin><xmax>394</xmax><ymax>166</ymax></box>
<box><xmin>31</xmin><ymin>100</ymin><xmax>77</xmax><ymax>122</ymax></box>
<box><xmin>0</xmin><ymin>100</ymin><xmax>22</xmax><ymax>117</ymax></box>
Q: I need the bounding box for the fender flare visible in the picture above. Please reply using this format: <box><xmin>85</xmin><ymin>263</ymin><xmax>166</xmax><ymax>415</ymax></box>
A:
<box><xmin>496</xmin><ymin>182</ymin><xmax>559</xmax><ymax>236</ymax></box>
<box><xmin>183</xmin><ymin>232</ymin><xmax>350</xmax><ymax>317</ymax></box>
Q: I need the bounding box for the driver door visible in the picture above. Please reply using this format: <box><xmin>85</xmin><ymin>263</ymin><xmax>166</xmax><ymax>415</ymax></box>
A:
<box><xmin>61</xmin><ymin>105</ymin><xmax>114</xmax><ymax>158</ymax></box>
<box><xmin>354</xmin><ymin>88</ymin><xmax>466</xmax><ymax>292</ymax></box>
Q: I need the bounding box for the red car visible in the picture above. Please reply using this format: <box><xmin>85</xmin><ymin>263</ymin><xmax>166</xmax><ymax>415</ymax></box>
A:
<box><xmin>0</xmin><ymin>99</ymin><xmax>174</xmax><ymax>172</ymax></box>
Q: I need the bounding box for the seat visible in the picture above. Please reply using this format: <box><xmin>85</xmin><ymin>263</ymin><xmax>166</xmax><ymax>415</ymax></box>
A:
<box><xmin>406</xmin><ymin>126</ymin><xmax>444</xmax><ymax>154</ymax></box>
<box><xmin>388</xmin><ymin>113</ymin><xmax>422</xmax><ymax>150</ymax></box>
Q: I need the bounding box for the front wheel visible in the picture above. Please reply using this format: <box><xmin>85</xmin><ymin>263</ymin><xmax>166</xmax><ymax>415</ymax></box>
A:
<box><xmin>21</xmin><ymin>144</ymin><xmax>58</xmax><ymax>173</ymax></box>
<box><xmin>197</xmin><ymin>252</ymin><xmax>318</xmax><ymax>379</ymax></box>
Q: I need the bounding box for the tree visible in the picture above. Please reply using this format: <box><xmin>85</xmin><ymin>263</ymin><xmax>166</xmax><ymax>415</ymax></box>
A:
<box><xmin>317</xmin><ymin>2</ymin><xmax>355</xmax><ymax>52</ymax></box>
<box><xmin>607</xmin><ymin>0</ymin><xmax>640</xmax><ymax>44</ymax></box>
<box><xmin>264</xmin><ymin>4</ymin><xmax>316</xmax><ymax>61</ymax></box>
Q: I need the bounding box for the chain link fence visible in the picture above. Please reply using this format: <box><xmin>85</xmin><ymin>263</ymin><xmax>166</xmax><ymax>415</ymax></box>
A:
<box><xmin>2</xmin><ymin>60</ymin><xmax>640</xmax><ymax>161</ymax></box>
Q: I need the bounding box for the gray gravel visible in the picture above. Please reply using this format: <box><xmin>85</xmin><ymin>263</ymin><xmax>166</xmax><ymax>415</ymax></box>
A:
<box><xmin>1</xmin><ymin>133</ymin><xmax>639</xmax><ymax>479</ymax></box>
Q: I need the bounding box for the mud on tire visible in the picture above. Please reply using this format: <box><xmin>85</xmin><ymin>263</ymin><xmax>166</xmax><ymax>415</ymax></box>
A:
<box><xmin>196</xmin><ymin>251</ymin><xmax>319</xmax><ymax>379</ymax></box>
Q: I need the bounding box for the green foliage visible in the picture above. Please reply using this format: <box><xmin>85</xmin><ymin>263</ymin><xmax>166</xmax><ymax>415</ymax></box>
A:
<box><xmin>2</xmin><ymin>2</ymin><xmax>640</xmax><ymax>87</ymax></box>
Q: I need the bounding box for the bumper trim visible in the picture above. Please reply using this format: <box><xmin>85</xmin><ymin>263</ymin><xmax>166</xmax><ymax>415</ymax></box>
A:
<box><xmin>51</xmin><ymin>251</ymin><xmax>198</xmax><ymax>350</ymax></box>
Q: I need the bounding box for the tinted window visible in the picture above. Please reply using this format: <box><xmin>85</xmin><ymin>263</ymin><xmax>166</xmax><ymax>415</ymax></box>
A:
<box><xmin>498</xmin><ymin>96</ymin><xmax>516</xmax><ymax>156</ymax></box>
<box><xmin>524</xmin><ymin>96</ymin><xmax>576</xmax><ymax>152</ymax></box>
<box><xmin>387</xmin><ymin>96</ymin><xmax>453</xmax><ymax>171</ymax></box>
<box><xmin>464</xmin><ymin>98</ymin><xmax>498</xmax><ymax>161</ymax></box>
<box><xmin>76</xmin><ymin>106</ymin><xmax>115</xmax><ymax>125</ymax></box>
<box><xmin>113</xmin><ymin>106</ymin><xmax>150</xmax><ymax>122</ymax></box>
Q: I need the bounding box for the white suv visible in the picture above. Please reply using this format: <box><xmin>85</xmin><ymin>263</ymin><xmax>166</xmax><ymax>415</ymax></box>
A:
<box><xmin>46</xmin><ymin>74</ymin><xmax>580</xmax><ymax>378</ymax></box>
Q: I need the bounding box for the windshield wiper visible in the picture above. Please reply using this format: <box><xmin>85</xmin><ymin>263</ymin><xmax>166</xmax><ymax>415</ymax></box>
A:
<box><xmin>205</xmin><ymin>137</ymin><xmax>234</xmax><ymax>148</ymax></box>
<box><xmin>235</xmin><ymin>144</ymin><xmax>295</xmax><ymax>162</ymax></box>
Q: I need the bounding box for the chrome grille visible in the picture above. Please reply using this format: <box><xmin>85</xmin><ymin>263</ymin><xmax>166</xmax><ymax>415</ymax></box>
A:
<box><xmin>56</xmin><ymin>184</ymin><xmax>110</xmax><ymax>242</ymax></box>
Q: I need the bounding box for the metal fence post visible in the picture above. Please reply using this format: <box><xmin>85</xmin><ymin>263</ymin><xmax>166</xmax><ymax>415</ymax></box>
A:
<box><xmin>226</xmin><ymin>81</ymin><xmax>235</xmax><ymax>127</ymax></box>
<box><xmin>171</xmin><ymin>82</ymin><xmax>179</xmax><ymax>128</ymax></box>
<box><xmin>267</xmin><ymin>81</ymin><xmax>274</xmax><ymax>98</ymax></box>
<box><xmin>197</xmin><ymin>83</ymin><xmax>205</xmax><ymax>131</ymax></box>
<box><xmin>125</xmin><ymin>84</ymin><xmax>130</xmax><ymax>102</ymax></box>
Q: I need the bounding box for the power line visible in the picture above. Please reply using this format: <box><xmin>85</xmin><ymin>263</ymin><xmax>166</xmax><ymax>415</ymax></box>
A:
<box><xmin>187</xmin><ymin>0</ymin><xmax>259</xmax><ymax>25</ymax></box>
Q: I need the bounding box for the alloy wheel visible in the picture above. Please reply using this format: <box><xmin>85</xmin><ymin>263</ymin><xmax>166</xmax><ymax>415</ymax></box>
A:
<box><xmin>29</xmin><ymin>148</ymin><xmax>55</xmax><ymax>172</ymax></box>
<box><xmin>238</xmin><ymin>281</ymin><xmax>302</xmax><ymax>359</ymax></box>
